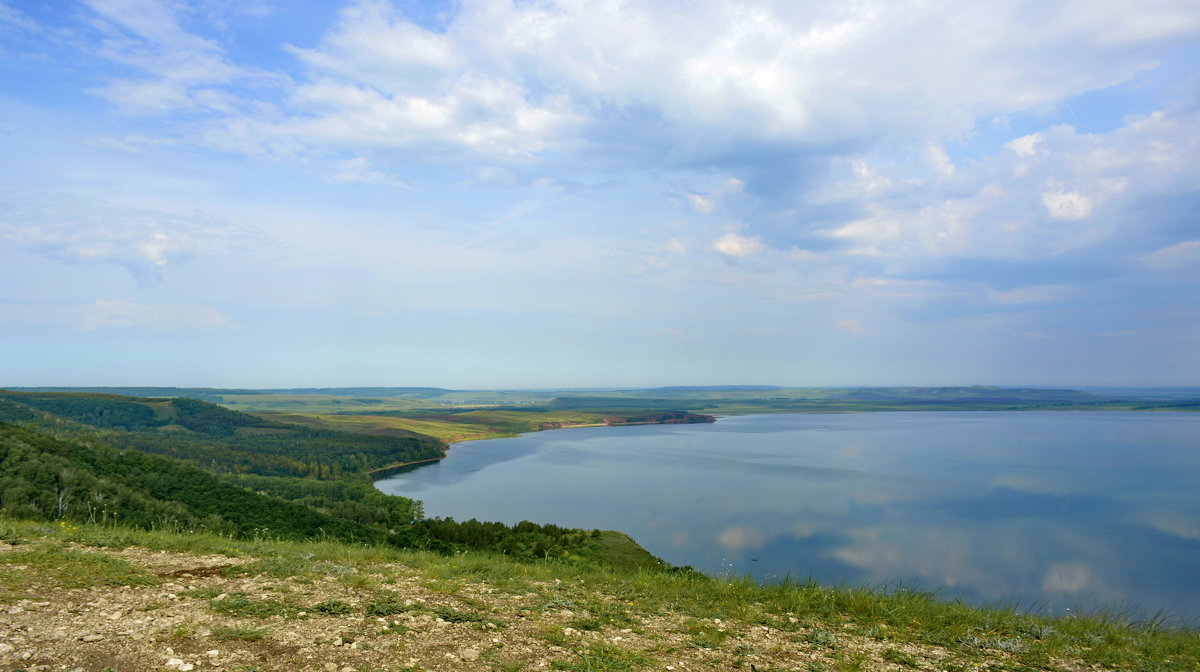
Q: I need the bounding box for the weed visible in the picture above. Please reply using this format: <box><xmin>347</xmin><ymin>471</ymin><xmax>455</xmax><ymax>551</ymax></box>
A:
<box><xmin>681</xmin><ymin>619</ymin><xmax>730</xmax><ymax>650</ymax></box>
<box><xmin>432</xmin><ymin>604</ymin><xmax>488</xmax><ymax>623</ymax></box>
<box><xmin>540</xmin><ymin>598</ymin><xmax>578</xmax><ymax>611</ymax></box>
<box><xmin>340</xmin><ymin>572</ymin><xmax>376</xmax><ymax>588</ymax></box>
<box><xmin>804</xmin><ymin>628</ymin><xmax>838</xmax><ymax>647</ymax></box>
<box><xmin>180</xmin><ymin>586</ymin><xmax>224</xmax><ymax>599</ymax></box>
<box><xmin>540</xmin><ymin>627</ymin><xmax>568</xmax><ymax>646</ymax></box>
<box><xmin>861</xmin><ymin>625</ymin><xmax>890</xmax><ymax>640</ymax></box>
<box><xmin>381</xmin><ymin>621</ymin><xmax>413</xmax><ymax>635</ymax></box>
<box><xmin>423</xmin><ymin>578</ymin><xmax>463</xmax><ymax>594</ymax></box>
<box><xmin>0</xmin><ymin>543</ymin><xmax>158</xmax><ymax>590</ymax></box>
<box><xmin>169</xmin><ymin>622</ymin><xmax>195</xmax><ymax>639</ymax></box>
<box><xmin>209</xmin><ymin>594</ymin><xmax>297</xmax><ymax>619</ymax></box>
<box><xmin>366</xmin><ymin>596</ymin><xmax>414</xmax><ymax>616</ymax></box>
<box><xmin>551</xmin><ymin>642</ymin><xmax>655</xmax><ymax>671</ymax></box>
<box><xmin>212</xmin><ymin>624</ymin><xmax>269</xmax><ymax>641</ymax></box>
<box><xmin>881</xmin><ymin>648</ymin><xmax>919</xmax><ymax>667</ymax></box>
<box><xmin>832</xmin><ymin>650</ymin><xmax>869</xmax><ymax>672</ymax></box>
<box><xmin>313</xmin><ymin>599</ymin><xmax>354</xmax><ymax>615</ymax></box>
<box><xmin>569</xmin><ymin>616</ymin><xmax>605</xmax><ymax>631</ymax></box>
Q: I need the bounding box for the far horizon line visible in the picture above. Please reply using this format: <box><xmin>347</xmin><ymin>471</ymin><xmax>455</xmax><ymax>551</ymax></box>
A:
<box><xmin>5</xmin><ymin>383</ymin><xmax>1199</xmax><ymax>392</ymax></box>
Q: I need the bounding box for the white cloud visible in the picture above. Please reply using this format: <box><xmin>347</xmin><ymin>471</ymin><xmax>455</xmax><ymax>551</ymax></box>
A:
<box><xmin>61</xmin><ymin>0</ymin><xmax>1199</xmax><ymax>174</ymax></box>
<box><xmin>686</xmin><ymin>193</ymin><xmax>715</xmax><ymax>213</ymax></box>
<box><xmin>924</xmin><ymin>142</ymin><xmax>956</xmax><ymax>180</ymax></box>
<box><xmin>1139</xmin><ymin>240</ymin><xmax>1200</xmax><ymax>270</ymax></box>
<box><xmin>685</xmin><ymin>178</ymin><xmax>743</xmax><ymax>214</ymax></box>
<box><xmin>77</xmin><ymin>299</ymin><xmax>233</xmax><ymax>331</ymax></box>
<box><xmin>78</xmin><ymin>0</ymin><xmax>272</xmax><ymax>114</ymax></box>
<box><xmin>713</xmin><ymin>232</ymin><xmax>763</xmax><ymax>258</ymax></box>
<box><xmin>327</xmin><ymin>156</ymin><xmax>409</xmax><ymax>188</ymax></box>
<box><xmin>1041</xmin><ymin>188</ymin><xmax>1093</xmax><ymax>220</ymax></box>
<box><xmin>0</xmin><ymin>191</ymin><xmax>258</xmax><ymax>285</ymax></box>
<box><xmin>0</xmin><ymin>1</ymin><xmax>39</xmax><ymax>31</ymax></box>
<box><xmin>1006</xmin><ymin>132</ymin><xmax>1042</xmax><ymax>157</ymax></box>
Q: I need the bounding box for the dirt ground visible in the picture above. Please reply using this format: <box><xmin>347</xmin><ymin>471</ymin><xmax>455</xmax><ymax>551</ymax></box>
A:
<box><xmin>0</xmin><ymin>541</ymin><xmax>1070</xmax><ymax>672</ymax></box>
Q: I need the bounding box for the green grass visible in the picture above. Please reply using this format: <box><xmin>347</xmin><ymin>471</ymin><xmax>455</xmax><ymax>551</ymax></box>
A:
<box><xmin>881</xmin><ymin>648</ymin><xmax>920</xmax><ymax>667</ymax></box>
<box><xmin>209</xmin><ymin>593</ymin><xmax>299</xmax><ymax>619</ymax></box>
<box><xmin>0</xmin><ymin>540</ymin><xmax>159</xmax><ymax>597</ymax></box>
<box><xmin>212</xmin><ymin>624</ymin><xmax>270</xmax><ymax>641</ymax></box>
<box><xmin>551</xmin><ymin>643</ymin><xmax>655</xmax><ymax>671</ymax></box>
<box><xmin>312</xmin><ymin>599</ymin><xmax>354</xmax><ymax>615</ymax></box>
<box><xmin>681</xmin><ymin>619</ymin><xmax>731</xmax><ymax>649</ymax></box>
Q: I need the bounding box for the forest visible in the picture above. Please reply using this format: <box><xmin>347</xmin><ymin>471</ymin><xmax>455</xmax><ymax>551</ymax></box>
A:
<box><xmin>0</xmin><ymin>390</ymin><xmax>647</xmax><ymax>566</ymax></box>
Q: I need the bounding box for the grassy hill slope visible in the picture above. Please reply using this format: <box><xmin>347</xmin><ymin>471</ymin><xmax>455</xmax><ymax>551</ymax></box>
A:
<box><xmin>0</xmin><ymin>391</ymin><xmax>656</xmax><ymax>568</ymax></box>
<box><xmin>0</xmin><ymin>519</ymin><xmax>1195</xmax><ymax>672</ymax></box>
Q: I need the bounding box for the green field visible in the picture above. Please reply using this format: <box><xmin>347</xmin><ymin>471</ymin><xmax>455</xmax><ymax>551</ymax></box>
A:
<box><xmin>257</xmin><ymin>409</ymin><xmax>611</xmax><ymax>443</ymax></box>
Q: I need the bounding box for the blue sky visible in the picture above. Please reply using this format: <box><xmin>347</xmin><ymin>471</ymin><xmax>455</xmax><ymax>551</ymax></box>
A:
<box><xmin>1</xmin><ymin>0</ymin><xmax>1198</xmax><ymax>388</ymax></box>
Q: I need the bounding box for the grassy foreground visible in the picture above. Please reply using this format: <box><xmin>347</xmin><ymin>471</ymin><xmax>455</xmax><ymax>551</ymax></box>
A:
<box><xmin>1</xmin><ymin>518</ymin><xmax>1195</xmax><ymax>672</ymax></box>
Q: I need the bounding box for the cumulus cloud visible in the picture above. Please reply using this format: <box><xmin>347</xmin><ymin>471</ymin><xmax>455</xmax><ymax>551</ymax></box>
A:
<box><xmin>3</xmin><ymin>0</ymin><xmax>1198</xmax><ymax>384</ymax></box>
<box><xmin>1006</xmin><ymin>132</ymin><xmax>1043</xmax><ymax>157</ymax></box>
<box><xmin>924</xmin><ymin>143</ymin><xmax>956</xmax><ymax>180</ymax></box>
<box><xmin>713</xmin><ymin>232</ymin><xmax>764</xmax><ymax>258</ymax></box>
<box><xmin>1041</xmin><ymin>188</ymin><xmax>1093</xmax><ymax>220</ymax></box>
<box><xmin>51</xmin><ymin>0</ymin><xmax>1199</xmax><ymax>173</ymax></box>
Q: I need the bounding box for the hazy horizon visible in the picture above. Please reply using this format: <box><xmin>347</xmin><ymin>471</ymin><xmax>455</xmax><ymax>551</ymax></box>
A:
<box><xmin>5</xmin><ymin>382</ymin><xmax>1199</xmax><ymax>394</ymax></box>
<box><xmin>2</xmin><ymin>1</ymin><xmax>1198</xmax><ymax>388</ymax></box>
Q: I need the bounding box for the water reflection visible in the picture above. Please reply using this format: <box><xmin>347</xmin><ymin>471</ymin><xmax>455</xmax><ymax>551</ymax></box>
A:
<box><xmin>375</xmin><ymin>412</ymin><xmax>1200</xmax><ymax>619</ymax></box>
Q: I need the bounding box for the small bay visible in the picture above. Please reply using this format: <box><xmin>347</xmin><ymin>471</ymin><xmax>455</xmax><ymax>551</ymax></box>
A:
<box><xmin>375</xmin><ymin>412</ymin><xmax>1200</xmax><ymax>620</ymax></box>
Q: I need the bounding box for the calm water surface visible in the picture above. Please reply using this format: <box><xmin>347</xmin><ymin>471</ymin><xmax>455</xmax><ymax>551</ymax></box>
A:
<box><xmin>375</xmin><ymin>412</ymin><xmax>1200</xmax><ymax>619</ymax></box>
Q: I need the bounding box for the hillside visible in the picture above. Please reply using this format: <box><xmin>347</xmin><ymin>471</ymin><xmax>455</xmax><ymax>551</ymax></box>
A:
<box><xmin>2</xmin><ymin>519</ymin><xmax>1197</xmax><ymax>672</ymax></box>
<box><xmin>0</xmin><ymin>391</ymin><xmax>654</xmax><ymax>567</ymax></box>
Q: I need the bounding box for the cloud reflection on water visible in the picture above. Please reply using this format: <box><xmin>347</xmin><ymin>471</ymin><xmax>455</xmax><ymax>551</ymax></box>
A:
<box><xmin>377</xmin><ymin>412</ymin><xmax>1200</xmax><ymax>618</ymax></box>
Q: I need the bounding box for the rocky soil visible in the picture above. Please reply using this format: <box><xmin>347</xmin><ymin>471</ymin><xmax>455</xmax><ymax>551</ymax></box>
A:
<box><xmin>0</xmin><ymin>540</ymin><xmax>1088</xmax><ymax>672</ymax></box>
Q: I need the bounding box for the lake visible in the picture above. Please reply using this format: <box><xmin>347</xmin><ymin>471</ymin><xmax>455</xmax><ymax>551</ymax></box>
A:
<box><xmin>375</xmin><ymin>412</ymin><xmax>1200</xmax><ymax>620</ymax></box>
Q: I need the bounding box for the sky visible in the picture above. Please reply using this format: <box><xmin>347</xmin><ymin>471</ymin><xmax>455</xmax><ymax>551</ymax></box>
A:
<box><xmin>1</xmin><ymin>0</ymin><xmax>1198</xmax><ymax>389</ymax></box>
